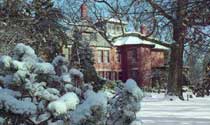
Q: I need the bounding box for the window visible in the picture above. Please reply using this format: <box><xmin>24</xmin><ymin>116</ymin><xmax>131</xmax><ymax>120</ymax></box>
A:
<box><xmin>97</xmin><ymin>50</ymin><xmax>103</xmax><ymax>63</ymax></box>
<box><xmin>104</xmin><ymin>50</ymin><xmax>110</xmax><ymax>63</ymax></box>
<box><xmin>116</xmin><ymin>48</ymin><xmax>121</xmax><ymax>62</ymax></box>
<box><xmin>128</xmin><ymin>48</ymin><xmax>138</xmax><ymax>63</ymax></box>
<box><xmin>132</xmin><ymin>49</ymin><xmax>138</xmax><ymax>61</ymax></box>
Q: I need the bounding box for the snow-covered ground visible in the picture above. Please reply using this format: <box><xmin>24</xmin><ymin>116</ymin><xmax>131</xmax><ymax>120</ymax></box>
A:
<box><xmin>136</xmin><ymin>93</ymin><xmax>210</xmax><ymax>125</ymax></box>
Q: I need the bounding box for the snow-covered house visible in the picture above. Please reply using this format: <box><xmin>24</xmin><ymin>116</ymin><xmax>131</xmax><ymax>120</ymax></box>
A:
<box><xmin>63</xmin><ymin>3</ymin><xmax>170</xmax><ymax>87</ymax></box>
<box><xmin>114</xmin><ymin>35</ymin><xmax>169</xmax><ymax>87</ymax></box>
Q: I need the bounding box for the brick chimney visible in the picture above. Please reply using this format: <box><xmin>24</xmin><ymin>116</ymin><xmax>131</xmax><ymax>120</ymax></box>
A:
<box><xmin>140</xmin><ymin>24</ymin><xmax>147</xmax><ymax>35</ymax></box>
<box><xmin>80</xmin><ymin>3</ymin><xmax>88</xmax><ymax>19</ymax></box>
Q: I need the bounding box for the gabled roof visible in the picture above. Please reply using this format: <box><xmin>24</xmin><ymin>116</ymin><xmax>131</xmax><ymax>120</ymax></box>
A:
<box><xmin>84</xmin><ymin>32</ymin><xmax>112</xmax><ymax>48</ymax></box>
<box><xmin>113</xmin><ymin>36</ymin><xmax>170</xmax><ymax>51</ymax></box>
<box><xmin>66</xmin><ymin>21</ymin><xmax>112</xmax><ymax>48</ymax></box>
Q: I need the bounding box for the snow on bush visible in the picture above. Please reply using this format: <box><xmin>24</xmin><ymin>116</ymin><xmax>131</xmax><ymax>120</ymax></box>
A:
<box><xmin>61</xmin><ymin>73</ymin><xmax>71</xmax><ymax>83</ymax></box>
<box><xmin>125</xmin><ymin>79</ymin><xmax>144</xmax><ymax>101</ymax></box>
<box><xmin>59</xmin><ymin>92</ymin><xmax>79</xmax><ymax>110</ymax></box>
<box><xmin>0</xmin><ymin>43</ymin><xmax>143</xmax><ymax>124</ymax></box>
<box><xmin>34</xmin><ymin>62</ymin><xmax>55</xmax><ymax>75</ymax></box>
<box><xmin>107</xmin><ymin>79</ymin><xmax>144</xmax><ymax>125</ymax></box>
<box><xmin>13</xmin><ymin>70</ymin><xmax>29</xmax><ymax>84</ymax></box>
<box><xmin>69</xmin><ymin>68</ymin><xmax>83</xmax><ymax>79</ymax></box>
<box><xmin>0</xmin><ymin>94</ymin><xmax>37</xmax><ymax>115</ymax></box>
<box><xmin>11</xmin><ymin>60</ymin><xmax>27</xmax><ymax>71</ymax></box>
<box><xmin>25</xmin><ymin>81</ymin><xmax>59</xmax><ymax>101</ymax></box>
<box><xmin>0</xmin><ymin>75</ymin><xmax>13</xmax><ymax>87</ymax></box>
<box><xmin>13</xmin><ymin>43</ymin><xmax>37</xmax><ymax>62</ymax></box>
<box><xmin>48</xmin><ymin>92</ymin><xmax>79</xmax><ymax>116</ymax></box>
<box><xmin>0</xmin><ymin>55</ymin><xmax>12</xmax><ymax>69</ymax></box>
<box><xmin>47</xmin><ymin>100</ymin><xmax>68</xmax><ymax>116</ymax></box>
<box><xmin>70</xmin><ymin>90</ymin><xmax>108</xmax><ymax>124</ymax></box>
<box><xmin>52</xmin><ymin>55</ymin><xmax>68</xmax><ymax>76</ymax></box>
<box><xmin>0</xmin><ymin>88</ymin><xmax>21</xmax><ymax>97</ymax></box>
<box><xmin>52</xmin><ymin>55</ymin><xmax>68</xmax><ymax>67</ymax></box>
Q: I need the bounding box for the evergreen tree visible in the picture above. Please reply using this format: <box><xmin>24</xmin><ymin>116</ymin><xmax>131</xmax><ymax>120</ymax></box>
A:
<box><xmin>0</xmin><ymin>0</ymin><xmax>68</xmax><ymax>61</ymax></box>
<box><xmin>70</xmin><ymin>31</ymin><xmax>105</xmax><ymax>91</ymax></box>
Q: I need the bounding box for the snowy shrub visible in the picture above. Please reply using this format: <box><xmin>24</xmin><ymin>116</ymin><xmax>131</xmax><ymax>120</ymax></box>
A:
<box><xmin>0</xmin><ymin>43</ymin><xmax>143</xmax><ymax>124</ymax></box>
<box><xmin>11</xmin><ymin>60</ymin><xmax>27</xmax><ymax>71</ymax></box>
<box><xmin>59</xmin><ymin>92</ymin><xmax>79</xmax><ymax>110</ymax></box>
<box><xmin>124</xmin><ymin>79</ymin><xmax>144</xmax><ymax>101</ymax></box>
<box><xmin>69</xmin><ymin>68</ymin><xmax>83</xmax><ymax>79</ymax></box>
<box><xmin>61</xmin><ymin>73</ymin><xmax>71</xmax><ymax>83</ymax></box>
<box><xmin>0</xmin><ymin>55</ymin><xmax>12</xmax><ymax>69</ymax></box>
<box><xmin>29</xmin><ymin>112</ymin><xmax>51</xmax><ymax>124</ymax></box>
<box><xmin>0</xmin><ymin>88</ymin><xmax>21</xmax><ymax>97</ymax></box>
<box><xmin>0</xmin><ymin>94</ymin><xmax>37</xmax><ymax>115</ymax></box>
<box><xmin>0</xmin><ymin>75</ymin><xmax>14</xmax><ymax>87</ymax></box>
<box><xmin>53</xmin><ymin>55</ymin><xmax>68</xmax><ymax>76</ymax></box>
<box><xmin>48</xmin><ymin>100</ymin><xmax>68</xmax><ymax>116</ymax></box>
<box><xmin>25</xmin><ymin>81</ymin><xmax>59</xmax><ymax>101</ymax></box>
<box><xmin>34</xmin><ymin>62</ymin><xmax>55</xmax><ymax>74</ymax></box>
<box><xmin>13</xmin><ymin>70</ymin><xmax>29</xmax><ymax>84</ymax></box>
<box><xmin>107</xmin><ymin>79</ymin><xmax>144</xmax><ymax>125</ymax></box>
<box><xmin>13</xmin><ymin>43</ymin><xmax>37</xmax><ymax>62</ymax></box>
<box><xmin>70</xmin><ymin>90</ymin><xmax>108</xmax><ymax>125</ymax></box>
<box><xmin>52</xmin><ymin>55</ymin><xmax>68</xmax><ymax>67</ymax></box>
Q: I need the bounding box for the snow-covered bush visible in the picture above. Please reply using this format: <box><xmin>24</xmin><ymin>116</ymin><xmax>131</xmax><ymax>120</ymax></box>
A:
<box><xmin>52</xmin><ymin>55</ymin><xmax>68</xmax><ymax>76</ymax></box>
<box><xmin>47</xmin><ymin>100</ymin><xmax>68</xmax><ymax>116</ymax></box>
<box><xmin>0</xmin><ymin>55</ymin><xmax>12</xmax><ymax>69</ymax></box>
<box><xmin>0</xmin><ymin>43</ymin><xmax>143</xmax><ymax>125</ymax></box>
<box><xmin>69</xmin><ymin>68</ymin><xmax>84</xmax><ymax>79</ymax></box>
<box><xmin>34</xmin><ymin>62</ymin><xmax>55</xmax><ymax>75</ymax></box>
<box><xmin>12</xmin><ymin>43</ymin><xmax>37</xmax><ymax>62</ymax></box>
<box><xmin>0</xmin><ymin>94</ymin><xmax>37</xmax><ymax>115</ymax></box>
<box><xmin>70</xmin><ymin>90</ymin><xmax>108</xmax><ymax>125</ymax></box>
<box><xmin>107</xmin><ymin>79</ymin><xmax>144</xmax><ymax>125</ymax></box>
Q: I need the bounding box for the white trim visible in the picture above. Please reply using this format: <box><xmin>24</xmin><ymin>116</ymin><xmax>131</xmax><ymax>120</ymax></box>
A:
<box><xmin>96</xmin><ymin>47</ymin><xmax>110</xmax><ymax>50</ymax></box>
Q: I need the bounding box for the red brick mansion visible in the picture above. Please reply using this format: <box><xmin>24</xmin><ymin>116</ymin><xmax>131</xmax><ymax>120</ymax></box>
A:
<box><xmin>63</xmin><ymin>3</ymin><xmax>170</xmax><ymax>87</ymax></box>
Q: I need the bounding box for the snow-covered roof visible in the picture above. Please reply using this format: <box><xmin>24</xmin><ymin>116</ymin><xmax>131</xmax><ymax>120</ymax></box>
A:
<box><xmin>96</xmin><ymin>18</ymin><xmax>128</xmax><ymax>25</ymax></box>
<box><xmin>114</xmin><ymin>36</ymin><xmax>154</xmax><ymax>46</ymax></box>
<box><xmin>153</xmin><ymin>44</ymin><xmax>169</xmax><ymax>50</ymax></box>
<box><xmin>113</xmin><ymin>36</ymin><xmax>169</xmax><ymax>51</ymax></box>
<box><xmin>107</xmin><ymin>18</ymin><xmax>128</xmax><ymax>24</ymax></box>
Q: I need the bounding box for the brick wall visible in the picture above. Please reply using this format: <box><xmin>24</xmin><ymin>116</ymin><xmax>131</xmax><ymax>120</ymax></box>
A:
<box><xmin>93</xmin><ymin>47</ymin><xmax>121</xmax><ymax>80</ymax></box>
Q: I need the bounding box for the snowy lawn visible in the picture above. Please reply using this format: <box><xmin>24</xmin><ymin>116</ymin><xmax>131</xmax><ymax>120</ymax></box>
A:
<box><xmin>136</xmin><ymin>93</ymin><xmax>210</xmax><ymax>125</ymax></box>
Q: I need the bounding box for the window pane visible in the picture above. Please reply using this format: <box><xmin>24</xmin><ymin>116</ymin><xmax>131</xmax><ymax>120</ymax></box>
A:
<box><xmin>98</xmin><ymin>50</ymin><xmax>103</xmax><ymax>63</ymax></box>
<box><xmin>104</xmin><ymin>50</ymin><xmax>110</xmax><ymax>63</ymax></box>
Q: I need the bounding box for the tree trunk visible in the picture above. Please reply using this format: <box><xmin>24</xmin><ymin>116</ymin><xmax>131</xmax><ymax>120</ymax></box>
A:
<box><xmin>167</xmin><ymin>0</ymin><xmax>188</xmax><ymax>99</ymax></box>
<box><xmin>167</xmin><ymin>44</ymin><xmax>178</xmax><ymax>95</ymax></box>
